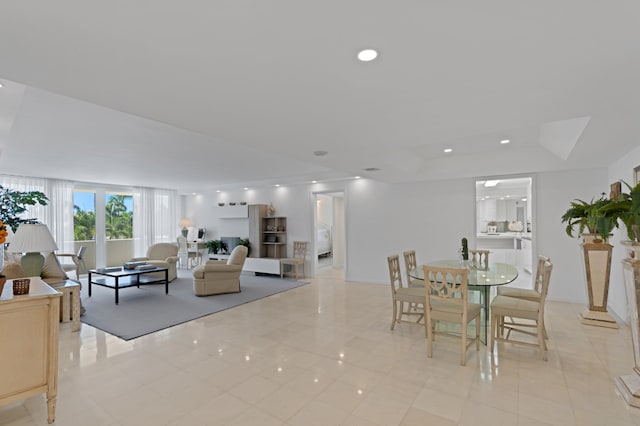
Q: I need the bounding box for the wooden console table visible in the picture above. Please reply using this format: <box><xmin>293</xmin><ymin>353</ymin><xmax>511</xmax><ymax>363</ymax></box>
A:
<box><xmin>0</xmin><ymin>277</ymin><xmax>61</xmax><ymax>423</ymax></box>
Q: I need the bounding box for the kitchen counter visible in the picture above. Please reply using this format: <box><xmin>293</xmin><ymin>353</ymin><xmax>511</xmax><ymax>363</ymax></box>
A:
<box><xmin>477</xmin><ymin>232</ymin><xmax>531</xmax><ymax>239</ymax></box>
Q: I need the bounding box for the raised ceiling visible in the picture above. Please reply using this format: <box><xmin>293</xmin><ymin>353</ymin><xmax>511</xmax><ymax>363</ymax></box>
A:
<box><xmin>0</xmin><ymin>2</ymin><xmax>638</xmax><ymax>193</ymax></box>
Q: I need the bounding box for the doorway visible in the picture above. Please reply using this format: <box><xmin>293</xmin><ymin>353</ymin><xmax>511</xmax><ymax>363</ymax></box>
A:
<box><xmin>475</xmin><ymin>176</ymin><xmax>535</xmax><ymax>286</ymax></box>
<box><xmin>313</xmin><ymin>191</ymin><xmax>345</xmax><ymax>277</ymax></box>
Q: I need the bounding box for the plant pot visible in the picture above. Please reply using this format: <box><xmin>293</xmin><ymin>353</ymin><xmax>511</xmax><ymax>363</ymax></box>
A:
<box><xmin>616</xmin><ymin>241</ymin><xmax>640</xmax><ymax>406</ymax></box>
<box><xmin>579</xmin><ymin>238</ymin><xmax>618</xmax><ymax>328</ymax></box>
<box><xmin>0</xmin><ymin>275</ymin><xmax>6</xmax><ymax>297</ymax></box>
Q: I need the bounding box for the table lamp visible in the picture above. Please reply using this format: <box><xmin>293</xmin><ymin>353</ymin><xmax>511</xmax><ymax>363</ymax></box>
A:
<box><xmin>179</xmin><ymin>218</ymin><xmax>192</xmax><ymax>238</ymax></box>
<box><xmin>7</xmin><ymin>224</ymin><xmax>58</xmax><ymax>277</ymax></box>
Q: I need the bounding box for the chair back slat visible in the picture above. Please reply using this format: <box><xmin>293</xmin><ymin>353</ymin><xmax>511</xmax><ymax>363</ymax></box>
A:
<box><xmin>423</xmin><ymin>265</ymin><xmax>468</xmax><ymax>305</ymax></box>
<box><xmin>293</xmin><ymin>241</ymin><xmax>307</xmax><ymax>258</ymax></box>
<box><xmin>387</xmin><ymin>255</ymin><xmax>403</xmax><ymax>295</ymax></box>
<box><xmin>469</xmin><ymin>249</ymin><xmax>490</xmax><ymax>270</ymax></box>
<box><xmin>534</xmin><ymin>255</ymin><xmax>551</xmax><ymax>293</ymax></box>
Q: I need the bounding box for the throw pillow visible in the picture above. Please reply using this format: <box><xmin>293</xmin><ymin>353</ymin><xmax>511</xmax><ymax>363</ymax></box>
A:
<box><xmin>41</xmin><ymin>252</ymin><xmax>68</xmax><ymax>284</ymax></box>
<box><xmin>1</xmin><ymin>261</ymin><xmax>26</xmax><ymax>279</ymax></box>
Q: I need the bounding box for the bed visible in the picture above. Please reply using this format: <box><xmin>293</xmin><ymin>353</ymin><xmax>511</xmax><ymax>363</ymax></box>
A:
<box><xmin>317</xmin><ymin>222</ymin><xmax>332</xmax><ymax>256</ymax></box>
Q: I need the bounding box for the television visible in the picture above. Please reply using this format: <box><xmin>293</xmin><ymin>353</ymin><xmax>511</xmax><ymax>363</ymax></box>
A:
<box><xmin>220</xmin><ymin>236</ymin><xmax>240</xmax><ymax>254</ymax></box>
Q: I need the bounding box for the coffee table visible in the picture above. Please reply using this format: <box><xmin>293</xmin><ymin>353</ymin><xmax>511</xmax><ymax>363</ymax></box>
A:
<box><xmin>88</xmin><ymin>266</ymin><xmax>169</xmax><ymax>305</ymax></box>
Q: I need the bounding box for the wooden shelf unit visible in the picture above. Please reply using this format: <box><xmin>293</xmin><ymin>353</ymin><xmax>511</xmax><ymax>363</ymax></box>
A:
<box><xmin>262</xmin><ymin>216</ymin><xmax>287</xmax><ymax>258</ymax></box>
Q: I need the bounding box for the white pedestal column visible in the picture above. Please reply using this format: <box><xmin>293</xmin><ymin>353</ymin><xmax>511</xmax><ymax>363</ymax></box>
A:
<box><xmin>616</xmin><ymin>241</ymin><xmax>640</xmax><ymax>406</ymax></box>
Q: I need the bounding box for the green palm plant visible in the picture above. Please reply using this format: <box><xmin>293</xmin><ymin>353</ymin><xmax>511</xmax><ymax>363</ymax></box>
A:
<box><xmin>561</xmin><ymin>193</ymin><xmax>625</xmax><ymax>243</ymax></box>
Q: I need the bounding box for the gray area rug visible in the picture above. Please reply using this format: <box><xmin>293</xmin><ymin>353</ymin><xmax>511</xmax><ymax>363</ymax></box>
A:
<box><xmin>80</xmin><ymin>270</ymin><xmax>309</xmax><ymax>340</ymax></box>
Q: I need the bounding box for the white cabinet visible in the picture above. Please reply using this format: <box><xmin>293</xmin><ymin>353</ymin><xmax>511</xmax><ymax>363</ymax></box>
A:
<box><xmin>0</xmin><ymin>278</ymin><xmax>61</xmax><ymax>424</ymax></box>
<box><xmin>215</xmin><ymin>205</ymin><xmax>248</xmax><ymax>219</ymax></box>
<box><xmin>517</xmin><ymin>238</ymin><xmax>533</xmax><ymax>274</ymax></box>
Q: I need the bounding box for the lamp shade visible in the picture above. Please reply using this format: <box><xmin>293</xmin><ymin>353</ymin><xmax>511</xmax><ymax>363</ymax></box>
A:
<box><xmin>7</xmin><ymin>224</ymin><xmax>58</xmax><ymax>253</ymax></box>
<box><xmin>179</xmin><ymin>218</ymin><xmax>192</xmax><ymax>228</ymax></box>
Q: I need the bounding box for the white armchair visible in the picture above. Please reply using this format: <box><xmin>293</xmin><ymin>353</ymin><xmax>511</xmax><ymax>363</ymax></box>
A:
<box><xmin>193</xmin><ymin>246</ymin><xmax>248</xmax><ymax>296</ymax></box>
<box><xmin>130</xmin><ymin>243</ymin><xmax>179</xmax><ymax>282</ymax></box>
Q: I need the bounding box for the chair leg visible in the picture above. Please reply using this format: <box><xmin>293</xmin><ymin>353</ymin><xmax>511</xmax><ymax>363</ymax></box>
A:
<box><xmin>490</xmin><ymin>313</ymin><xmax>497</xmax><ymax>353</ymax></box>
<box><xmin>426</xmin><ymin>315</ymin><xmax>433</xmax><ymax>358</ymax></box>
<box><xmin>475</xmin><ymin>315</ymin><xmax>480</xmax><ymax>351</ymax></box>
<box><xmin>461</xmin><ymin>321</ymin><xmax>467</xmax><ymax>366</ymax></box>
<box><xmin>539</xmin><ymin>324</ymin><xmax>547</xmax><ymax>361</ymax></box>
<box><xmin>391</xmin><ymin>300</ymin><xmax>397</xmax><ymax>330</ymax></box>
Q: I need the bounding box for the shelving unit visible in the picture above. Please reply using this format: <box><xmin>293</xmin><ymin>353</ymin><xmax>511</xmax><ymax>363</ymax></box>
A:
<box><xmin>262</xmin><ymin>216</ymin><xmax>287</xmax><ymax>258</ymax></box>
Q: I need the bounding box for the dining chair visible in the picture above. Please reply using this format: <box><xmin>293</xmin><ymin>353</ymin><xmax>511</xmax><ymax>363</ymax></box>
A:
<box><xmin>423</xmin><ymin>265</ymin><xmax>481</xmax><ymax>366</ymax></box>
<box><xmin>497</xmin><ymin>255</ymin><xmax>550</xmax><ymax>302</ymax></box>
<box><xmin>387</xmin><ymin>255</ymin><xmax>425</xmax><ymax>330</ymax></box>
<box><xmin>497</xmin><ymin>255</ymin><xmax>551</xmax><ymax>338</ymax></box>
<box><xmin>469</xmin><ymin>249</ymin><xmax>490</xmax><ymax>270</ymax></box>
<box><xmin>56</xmin><ymin>245</ymin><xmax>87</xmax><ymax>280</ymax></box>
<box><xmin>490</xmin><ymin>259</ymin><xmax>553</xmax><ymax>361</ymax></box>
<box><xmin>403</xmin><ymin>250</ymin><xmax>424</xmax><ymax>289</ymax></box>
<box><xmin>177</xmin><ymin>236</ymin><xmax>199</xmax><ymax>268</ymax></box>
<box><xmin>280</xmin><ymin>241</ymin><xmax>307</xmax><ymax>279</ymax></box>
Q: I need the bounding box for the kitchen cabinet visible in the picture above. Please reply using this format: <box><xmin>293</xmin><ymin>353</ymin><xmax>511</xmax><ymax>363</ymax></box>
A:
<box><xmin>0</xmin><ymin>278</ymin><xmax>61</xmax><ymax>424</ymax></box>
<box><xmin>517</xmin><ymin>237</ymin><xmax>533</xmax><ymax>274</ymax></box>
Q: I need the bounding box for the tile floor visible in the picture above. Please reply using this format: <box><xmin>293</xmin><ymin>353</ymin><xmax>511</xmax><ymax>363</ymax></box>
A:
<box><xmin>2</xmin><ymin>267</ymin><xmax>640</xmax><ymax>425</ymax></box>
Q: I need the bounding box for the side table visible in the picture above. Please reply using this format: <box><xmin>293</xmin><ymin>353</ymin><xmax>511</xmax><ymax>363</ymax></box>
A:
<box><xmin>50</xmin><ymin>280</ymin><xmax>81</xmax><ymax>332</ymax></box>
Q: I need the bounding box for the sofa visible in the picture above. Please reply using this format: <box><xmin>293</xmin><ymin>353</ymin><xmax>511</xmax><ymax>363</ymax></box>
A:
<box><xmin>193</xmin><ymin>245</ymin><xmax>248</xmax><ymax>296</ymax></box>
<box><xmin>130</xmin><ymin>242</ymin><xmax>179</xmax><ymax>282</ymax></box>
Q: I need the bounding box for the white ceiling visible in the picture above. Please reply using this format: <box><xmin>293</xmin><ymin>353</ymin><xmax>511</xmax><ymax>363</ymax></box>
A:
<box><xmin>0</xmin><ymin>2</ymin><xmax>638</xmax><ymax>193</ymax></box>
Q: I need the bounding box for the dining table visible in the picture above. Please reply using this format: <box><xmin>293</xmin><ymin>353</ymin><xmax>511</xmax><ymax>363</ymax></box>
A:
<box><xmin>409</xmin><ymin>259</ymin><xmax>519</xmax><ymax>344</ymax></box>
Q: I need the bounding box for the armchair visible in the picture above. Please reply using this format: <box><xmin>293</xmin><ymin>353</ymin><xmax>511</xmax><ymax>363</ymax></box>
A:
<box><xmin>193</xmin><ymin>245</ymin><xmax>248</xmax><ymax>296</ymax></box>
<box><xmin>130</xmin><ymin>242</ymin><xmax>179</xmax><ymax>282</ymax></box>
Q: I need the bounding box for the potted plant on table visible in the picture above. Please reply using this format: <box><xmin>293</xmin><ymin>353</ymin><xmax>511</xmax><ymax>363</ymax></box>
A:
<box><xmin>561</xmin><ymin>189</ymin><xmax>629</xmax><ymax>328</ymax></box>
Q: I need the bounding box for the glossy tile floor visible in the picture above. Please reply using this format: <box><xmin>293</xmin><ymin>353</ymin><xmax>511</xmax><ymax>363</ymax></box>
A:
<box><xmin>2</xmin><ymin>266</ymin><xmax>640</xmax><ymax>425</ymax></box>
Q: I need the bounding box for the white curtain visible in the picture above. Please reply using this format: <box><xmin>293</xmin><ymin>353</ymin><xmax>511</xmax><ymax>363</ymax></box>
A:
<box><xmin>46</xmin><ymin>180</ymin><xmax>75</xmax><ymax>253</ymax></box>
<box><xmin>133</xmin><ymin>187</ymin><xmax>177</xmax><ymax>257</ymax></box>
<box><xmin>0</xmin><ymin>175</ymin><xmax>48</xmax><ymax>231</ymax></box>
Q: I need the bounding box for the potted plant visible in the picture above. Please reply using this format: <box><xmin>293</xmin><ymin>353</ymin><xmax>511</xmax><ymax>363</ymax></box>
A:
<box><xmin>618</xmin><ymin>181</ymin><xmax>640</xmax><ymax>242</ymax></box>
<box><xmin>237</xmin><ymin>238</ymin><xmax>251</xmax><ymax>256</ymax></box>
<box><xmin>0</xmin><ymin>186</ymin><xmax>49</xmax><ymax>292</ymax></box>
<box><xmin>616</xmin><ymin>181</ymin><xmax>640</xmax><ymax>406</ymax></box>
<box><xmin>561</xmin><ymin>189</ymin><xmax>628</xmax><ymax>328</ymax></box>
<box><xmin>204</xmin><ymin>240</ymin><xmax>227</xmax><ymax>254</ymax></box>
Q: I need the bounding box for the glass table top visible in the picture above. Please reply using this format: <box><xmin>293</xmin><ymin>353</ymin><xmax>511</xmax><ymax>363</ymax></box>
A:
<box><xmin>409</xmin><ymin>260</ymin><xmax>518</xmax><ymax>287</ymax></box>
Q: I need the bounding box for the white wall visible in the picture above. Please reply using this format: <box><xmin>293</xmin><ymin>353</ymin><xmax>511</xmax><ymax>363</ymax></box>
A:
<box><xmin>536</xmin><ymin>168</ymin><xmax>607</xmax><ymax>305</ymax></box>
<box><xmin>608</xmin><ymin>145</ymin><xmax>640</xmax><ymax>323</ymax></box>
<box><xmin>184</xmin><ymin>168</ymin><xmax>609</xmax><ymax>309</ymax></box>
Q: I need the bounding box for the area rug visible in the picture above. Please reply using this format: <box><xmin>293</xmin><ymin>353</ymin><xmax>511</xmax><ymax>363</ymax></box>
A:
<box><xmin>79</xmin><ymin>270</ymin><xmax>309</xmax><ymax>340</ymax></box>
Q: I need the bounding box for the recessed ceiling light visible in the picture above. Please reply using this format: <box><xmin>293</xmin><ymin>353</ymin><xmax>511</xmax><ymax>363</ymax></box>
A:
<box><xmin>500</xmin><ymin>139</ymin><xmax>510</xmax><ymax>144</ymax></box>
<box><xmin>275</xmin><ymin>184</ymin><xmax>280</xmax><ymax>187</ymax></box>
<box><xmin>484</xmin><ymin>180</ymin><xmax>500</xmax><ymax>187</ymax></box>
<box><xmin>312</xmin><ymin>180</ymin><xmax>317</xmax><ymax>184</ymax></box>
<box><xmin>243</xmin><ymin>187</ymin><xmax>249</xmax><ymax>190</ymax></box>
<box><xmin>357</xmin><ymin>49</ymin><xmax>378</xmax><ymax>62</ymax></box>
<box><xmin>444</xmin><ymin>148</ymin><xmax>453</xmax><ymax>153</ymax></box>
<box><xmin>354</xmin><ymin>176</ymin><xmax>361</xmax><ymax>179</ymax></box>
<box><xmin>216</xmin><ymin>190</ymin><xmax>221</xmax><ymax>193</ymax></box>
<box><xmin>522</xmin><ymin>197</ymin><xmax>527</xmax><ymax>201</ymax></box>
<box><xmin>192</xmin><ymin>192</ymin><xmax>197</xmax><ymax>195</ymax></box>
<box><xmin>313</xmin><ymin>150</ymin><xmax>328</xmax><ymax>157</ymax></box>
<box><xmin>505</xmin><ymin>195</ymin><xmax>510</xmax><ymax>198</ymax></box>
<box><xmin>0</xmin><ymin>82</ymin><xmax>4</xmax><ymax>88</ymax></box>
<box><xmin>500</xmin><ymin>197</ymin><xmax>505</xmax><ymax>200</ymax></box>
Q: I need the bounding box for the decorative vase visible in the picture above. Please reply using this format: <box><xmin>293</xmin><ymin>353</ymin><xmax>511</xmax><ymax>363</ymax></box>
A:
<box><xmin>616</xmin><ymin>241</ymin><xmax>640</xmax><ymax>406</ymax></box>
<box><xmin>579</xmin><ymin>234</ymin><xmax>618</xmax><ymax>328</ymax></box>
